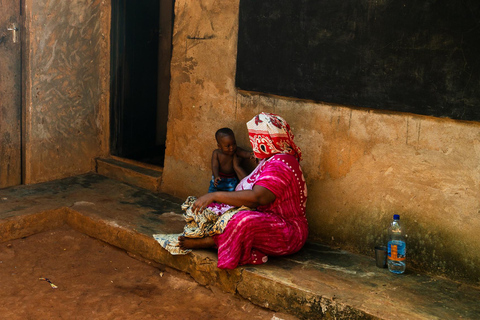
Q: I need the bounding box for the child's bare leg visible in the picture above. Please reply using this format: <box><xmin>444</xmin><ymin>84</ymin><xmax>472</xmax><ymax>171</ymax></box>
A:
<box><xmin>178</xmin><ymin>236</ymin><xmax>215</xmax><ymax>250</ymax></box>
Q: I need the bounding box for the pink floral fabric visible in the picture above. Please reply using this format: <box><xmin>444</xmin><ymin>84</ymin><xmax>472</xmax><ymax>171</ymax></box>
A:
<box><xmin>211</xmin><ymin>153</ymin><xmax>308</xmax><ymax>269</ymax></box>
<box><xmin>247</xmin><ymin>112</ymin><xmax>302</xmax><ymax>161</ymax></box>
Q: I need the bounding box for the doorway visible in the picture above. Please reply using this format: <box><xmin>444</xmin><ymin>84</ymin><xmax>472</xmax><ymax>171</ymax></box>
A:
<box><xmin>110</xmin><ymin>0</ymin><xmax>174</xmax><ymax>167</ymax></box>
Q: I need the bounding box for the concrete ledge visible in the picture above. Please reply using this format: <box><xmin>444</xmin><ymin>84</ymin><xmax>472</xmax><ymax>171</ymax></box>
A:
<box><xmin>1</xmin><ymin>174</ymin><xmax>479</xmax><ymax>319</ymax></box>
<box><xmin>96</xmin><ymin>157</ymin><xmax>163</xmax><ymax>193</ymax></box>
<box><xmin>0</xmin><ymin>208</ymin><xmax>67</xmax><ymax>242</ymax></box>
<box><xmin>237</xmin><ymin>267</ymin><xmax>374</xmax><ymax>319</ymax></box>
<box><xmin>64</xmin><ymin>206</ymin><xmax>242</xmax><ymax>294</ymax></box>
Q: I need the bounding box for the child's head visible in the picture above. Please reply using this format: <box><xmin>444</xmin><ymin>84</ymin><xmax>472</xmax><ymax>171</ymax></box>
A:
<box><xmin>215</xmin><ymin>128</ymin><xmax>237</xmax><ymax>155</ymax></box>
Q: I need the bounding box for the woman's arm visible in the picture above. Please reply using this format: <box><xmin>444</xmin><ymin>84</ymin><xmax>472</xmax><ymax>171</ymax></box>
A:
<box><xmin>192</xmin><ymin>185</ymin><xmax>276</xmax><ymax>213</ymax></box>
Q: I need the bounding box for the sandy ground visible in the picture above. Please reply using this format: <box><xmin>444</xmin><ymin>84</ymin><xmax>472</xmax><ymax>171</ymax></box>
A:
<box><xmin>0</xmin><ymin>226</ymin><xmax>297</xmax><ymax>320</ymax></box>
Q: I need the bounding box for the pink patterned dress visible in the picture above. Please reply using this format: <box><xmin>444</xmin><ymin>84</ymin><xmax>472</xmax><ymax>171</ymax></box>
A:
<box><xmin>210</xmin><ymin>153</ymin><xmax>308</xmax><ymax>269</ymax></box>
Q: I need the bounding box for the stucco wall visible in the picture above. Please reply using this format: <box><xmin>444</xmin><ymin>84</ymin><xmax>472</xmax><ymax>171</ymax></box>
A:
<box><xmin>23</xmin><ymin>0</ymin><xmax>110</xmax><ymax>184</ymax></box>
<box><xmin>161</xmin><ymin>0</ymin><xmax>480</xmax><ymax>284</ymax></box>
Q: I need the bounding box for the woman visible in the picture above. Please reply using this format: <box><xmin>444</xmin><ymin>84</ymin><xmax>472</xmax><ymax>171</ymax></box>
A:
<box><xmin>179</xmin><ymin>112</ymin><xmax>308</xmax><ymax>269</ymax></box>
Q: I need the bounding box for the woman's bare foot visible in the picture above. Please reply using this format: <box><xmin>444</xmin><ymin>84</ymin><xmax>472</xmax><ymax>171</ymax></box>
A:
<box><xmin>178</xmin><ymin>236</ymin><xmax>215</xmax><ymax>250</ymax></box>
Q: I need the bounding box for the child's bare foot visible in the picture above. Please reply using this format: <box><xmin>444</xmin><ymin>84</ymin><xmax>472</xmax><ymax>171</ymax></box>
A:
<box><xmin>178</xmin><ymin>236</ymin><xmax>215</xmax><ymax>250</ymax></box>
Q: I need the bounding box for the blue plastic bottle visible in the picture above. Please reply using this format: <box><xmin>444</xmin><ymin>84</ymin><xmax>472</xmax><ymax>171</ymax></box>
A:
<box><xmin>387</xmin><ymin>214</ymin><xmax>406</xmax><ymax>274</ymax></box>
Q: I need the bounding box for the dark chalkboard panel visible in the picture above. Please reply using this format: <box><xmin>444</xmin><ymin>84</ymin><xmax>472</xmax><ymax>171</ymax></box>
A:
<box><xmin>236</xmin><ymin>0</ymin><xmax>480</xmax><ymax>121</ymax></box>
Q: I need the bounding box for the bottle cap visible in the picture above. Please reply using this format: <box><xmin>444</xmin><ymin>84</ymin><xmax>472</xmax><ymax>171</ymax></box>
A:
<box><xmin>393</xmin><ymin>214</ymin><xmax>400</xmax><ymax>220</ymax></box>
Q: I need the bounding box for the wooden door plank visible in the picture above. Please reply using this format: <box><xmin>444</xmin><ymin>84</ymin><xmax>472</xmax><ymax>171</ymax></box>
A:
<box><xmin>0</xmin><ymin>0</ymin><xmax>22</xmax><ymax>188</ymax></box>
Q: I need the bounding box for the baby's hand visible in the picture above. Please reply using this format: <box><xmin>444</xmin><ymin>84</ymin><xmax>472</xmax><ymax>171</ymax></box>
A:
<box><xmin>213</xmin><ymin>177</ymin><xmax>221</xmax><ymax>187</ymax></box>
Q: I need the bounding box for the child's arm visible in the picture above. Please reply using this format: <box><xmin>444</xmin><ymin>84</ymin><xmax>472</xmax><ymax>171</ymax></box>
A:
<box><xmin>233</xmin><ymin>153</ymin><xmax>248</xmax><ymax>181</ymax></box>
<box><xmin>236</xmin><ymin>147</ymin><xmax>254</xmax><ymax>159</ymax></box>
<box><xmin>211</xmin><ymin>150</ymin><xmax>221</xmax><ymax>186</ymax></box>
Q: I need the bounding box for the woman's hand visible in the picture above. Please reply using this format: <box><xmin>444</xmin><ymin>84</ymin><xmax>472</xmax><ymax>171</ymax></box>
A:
<box><xmin>192</xmin><ymin>193</ymin><xmax>216</xmax><ymax>214</ymax></box>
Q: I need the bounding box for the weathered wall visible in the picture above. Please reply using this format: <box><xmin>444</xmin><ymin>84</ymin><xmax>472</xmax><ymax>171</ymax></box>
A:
<box><xmin>161</xmin><ymin>0</ymin><xmax>480</xmax><ymax>284</ymax></box>
<box><xmin>23</xmin><ymin>0</ymin><xmax>110</xmax><ymax>184</ymax></box>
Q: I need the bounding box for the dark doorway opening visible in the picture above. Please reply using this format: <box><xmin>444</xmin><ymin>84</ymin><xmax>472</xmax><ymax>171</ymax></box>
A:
<box><xmin>110</xmin><ymin>0</ymin><xmax>174</xmax><ymax>167</ymax></box>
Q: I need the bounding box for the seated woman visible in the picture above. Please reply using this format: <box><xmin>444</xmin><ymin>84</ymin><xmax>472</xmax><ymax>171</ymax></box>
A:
<box><xmin>179</xmin><ymin>112</ymin><xmax>308</xmax><ymax>269</ymax></box>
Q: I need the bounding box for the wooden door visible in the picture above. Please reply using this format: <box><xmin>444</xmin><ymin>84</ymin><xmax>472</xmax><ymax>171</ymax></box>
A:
<box><xmin>0</xmin><ymin>0</ymin><xmax>22</xmax><ymax>188</ymax></box>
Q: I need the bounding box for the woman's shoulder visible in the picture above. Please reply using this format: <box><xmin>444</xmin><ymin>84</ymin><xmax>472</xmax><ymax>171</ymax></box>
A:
<box><xmin>263</xmin><ymin>153</ymin><xmax>301</xmax><ymax>172</ymax></box>
<box><xmin>267</xmin><ymin>153</ymin><xmax>299</xmax><ymax>165</ymax></box>
<box><xmin>256</xmin><ymin>154</ymin><xmax>305</xmax><ymax>197</ymax></box>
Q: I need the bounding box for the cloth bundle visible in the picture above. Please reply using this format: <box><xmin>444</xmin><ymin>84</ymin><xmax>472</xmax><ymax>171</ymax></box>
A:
<box><xmin>153</xmin><ymin>196</ymin><xmax>249</xmax><ymax>255</ymax></box>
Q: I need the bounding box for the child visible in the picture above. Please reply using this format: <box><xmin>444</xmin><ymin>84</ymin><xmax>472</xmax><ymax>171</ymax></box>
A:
<box><xmin>208</xmin><ymin>128</ymin><xmax>253</xmax><ymax>193</ymax></box>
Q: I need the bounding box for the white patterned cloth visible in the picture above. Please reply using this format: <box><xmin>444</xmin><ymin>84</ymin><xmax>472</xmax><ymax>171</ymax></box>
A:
<box><xmin>153</xmin><ymin>233</ymin><xmax>188</xmax><ymax>255</ymax></box>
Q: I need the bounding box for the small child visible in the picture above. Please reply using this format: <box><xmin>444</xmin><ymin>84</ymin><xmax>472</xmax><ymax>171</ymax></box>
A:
<box><xmin>208</xmin><ymin>128</ymin><xmax>253</xmax><ymax>193</ymax></box>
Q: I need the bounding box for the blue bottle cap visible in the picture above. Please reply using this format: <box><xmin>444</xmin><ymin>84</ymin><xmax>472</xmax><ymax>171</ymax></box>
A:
<box><xmin>393</xmin><ymin>214</ymin><xmax>400</xmax><ymax>220</ymax></box>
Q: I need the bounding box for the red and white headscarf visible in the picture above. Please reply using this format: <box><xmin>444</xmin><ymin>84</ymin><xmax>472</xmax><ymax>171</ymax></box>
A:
<box><xmin>247</xmin><ymin>112</ymin><xmax>302</xmax><ymax>161</ymax></box>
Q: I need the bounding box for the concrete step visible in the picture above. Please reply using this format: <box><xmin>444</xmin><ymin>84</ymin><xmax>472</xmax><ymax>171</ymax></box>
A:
<box><xmin>0</xmin><ymin>174</ymin><xmax>479</xmax><ymax>319</ymax></box>
<box><xmin>95</xmin><ymin>157</ymin><xmax>163</xmax><ymax>193</ymax></box>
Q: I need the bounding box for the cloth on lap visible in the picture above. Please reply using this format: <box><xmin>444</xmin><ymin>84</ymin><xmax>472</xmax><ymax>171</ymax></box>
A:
<box><xmin>153</xmin><ymin>196</ymin><xmax>250</xmax><ymax>255</ymax></box>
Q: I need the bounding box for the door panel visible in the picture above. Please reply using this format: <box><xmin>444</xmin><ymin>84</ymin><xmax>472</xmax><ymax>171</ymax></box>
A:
<box><xmin>0</xmin><ymin>0</ymin><xmax>21</xmax><ymax>188</ymax></box>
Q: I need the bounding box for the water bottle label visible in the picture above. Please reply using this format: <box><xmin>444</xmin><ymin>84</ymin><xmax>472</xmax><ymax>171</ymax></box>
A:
<box><xmin>388</xmin><ymin>240</ymin><xmax>406</xmax><ymax>261</ymax></box>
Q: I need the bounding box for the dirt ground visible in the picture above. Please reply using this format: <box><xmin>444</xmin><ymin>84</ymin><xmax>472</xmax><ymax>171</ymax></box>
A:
<box><xmin>0</xmin><ymin>226</ymin><xmax>298</xmax><ymax>320</ymax></box>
